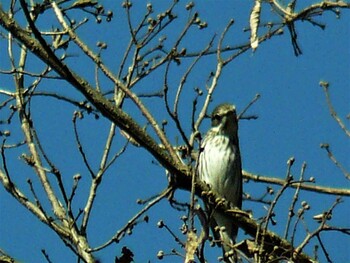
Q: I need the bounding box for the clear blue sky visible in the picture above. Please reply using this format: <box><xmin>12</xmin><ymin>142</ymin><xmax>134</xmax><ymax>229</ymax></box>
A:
<box><xmin>0</xmin><ymin>1</ymin><xmax>349</xmax><ymax>262</ymax></box>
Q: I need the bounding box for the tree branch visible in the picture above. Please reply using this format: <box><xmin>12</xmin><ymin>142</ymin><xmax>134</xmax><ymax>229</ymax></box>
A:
<box><xmin>243</xmin><ymin>170</ymin><xmax>350</xmax><ymax>196</ymax></box>
<box><xmin>0</xmin><ymin>4</ymin><xmax>190</xmax><ymax>182</ymax></box>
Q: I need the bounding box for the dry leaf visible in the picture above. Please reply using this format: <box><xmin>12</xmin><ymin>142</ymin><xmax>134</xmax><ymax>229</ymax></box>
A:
<box><xmin>250</xmin><ymin>0</ymin><xmax>261</xmax><ymax>51</ymax></box>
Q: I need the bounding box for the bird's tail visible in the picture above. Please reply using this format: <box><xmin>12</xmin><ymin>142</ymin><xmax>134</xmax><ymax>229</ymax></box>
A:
<box><xmin>213</xmin><ymin>211</ymin><xmax>238</xmax><ymax>263</ymax></box>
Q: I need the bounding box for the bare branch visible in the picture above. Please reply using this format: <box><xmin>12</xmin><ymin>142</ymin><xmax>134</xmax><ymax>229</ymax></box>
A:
<box><xmin>51</xmin><ymin>2</ymin><xmax>180</xmax><ymax>163</ymax></box>
<box><xmin>243</xmin><ymin>170</ymin><xmax>350</xmax><ymax>196</ymax></box>
<box><xmin>258</xmin><ymin>157</ymin><xmax>296</xmax><ymax>259</ymax></box>
<box><xmin>237</xmin><ymin>93</ymin><xmax>261</xmax><ymax>120</ymax></box>
<box><xmin>72</xmin><ymin>111</ymin><xmax>96</xmax><ymax>178</ymax></box>
<box><xmin>81</xmin><ymin>123</ymin><xmax>128</xmax><ymax>232</ymax></box>
<box><xmin>320</xmin><ymin>143</ymin><xmax>350</xmax><ymax>180</ymax></box>
<box><xmin>320</xmin><ymin>81</ymin><xmax>350</xmax><ymax>137</ymax></box>
<box><xmin>294</xmin><ymin>197</ymin><xmax>343</xmax><ymax>260</ymax></box>
<box><xmin>285</xmin><ymin>162</ymin><xmax>307</xmax><ymax>239</ymax></box>
<box><xmin>0</xmin><ymin>5</ymin><xmax>190</xmax><ymax>182</ymax></box>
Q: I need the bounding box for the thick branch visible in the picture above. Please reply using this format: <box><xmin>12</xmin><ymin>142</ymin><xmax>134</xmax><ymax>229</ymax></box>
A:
<box><xmin>200</xmin><ymin>180</ymin><xmax>315</xmax><ymax>262</ymax></box>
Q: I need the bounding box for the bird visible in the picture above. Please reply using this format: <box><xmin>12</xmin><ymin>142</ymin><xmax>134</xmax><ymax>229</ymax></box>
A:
<box><xmin>197</xmin><ymin>103</ymin><xmax>243</xmax><ymax>262</ymax></box>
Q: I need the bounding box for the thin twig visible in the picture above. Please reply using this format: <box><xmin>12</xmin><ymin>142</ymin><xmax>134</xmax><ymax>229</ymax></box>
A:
<box><xmin>320</xmin><ymin>81</ymin><xmax>350</xmax><ymax>137</ymax></box>
<box><xmin>68</xmin><ymin>174</ymin><xmax>81</xmax><ymax>213</ymax></box>
<box><xmin>258</xmin><ymin>157</ymin><xmax>295</xmax><ymax>260</ymax></box>
<box><xmin>238</xmin><ymin>93</ymin><xmax>261</xmax><ymax>120</ymax></box>
<box><xmin>30</xmin><ymin>92</ymin><xmax>98</xmax><ymax>113</ymax></box>
<box><xmin>290</xmin><ymin>201</ymin><xmax>308</xmax><ymax>247</ymax></box>
<box><xmin>265</xmin><ymin>156</ymin><xmax>295</xmax><ymax>231</ymax></box>
<box><xmin>90</xmin><ymin>187</ymin><xmax>173</xmax><ymax>252</ymax></box>
<box><xmin>284</xmin><ymin>162</ymin><xmax>306</xmax><ymax>240</ymax></box>
<box><xmin>316</xmin><ymin>233</ymin><xmax>332</xmax><ymax>263</ymax></box>
<box><xmin>81</xmin><ymin>123</ymin><xmax>128</xmax><ymax>232</ymax></box>
<box><xmin>72</xmin><ymin>112</ymin><xmax>95</xmax><ymax>178</ymax></box>
<box><xmin>189</xmin><ymin>19</ymin><xmax>236</xmax><ymax>147</ymax></box>
<box><xmin>173</xmin><ymin>34</ymin><xmax>215</xmax><ymax>123</ymax></box>
<box><xmin>164</xmin><ymin>35</ymin><xmax>215</xmax><ymax>151</ymax></box>
<box><xmin>41</xmin><ymin>249</ymin><xmax>53</xmax><ymax>263</ymax></box>
<box><xmin>294</xmin><ymin>197</ymin><xmax>343</xmax><ymax>259</ymax></box>
<box><xmin>320</xmin><ymin>143</ymin><xmax>350</xmax><ymax>180</ymax></box>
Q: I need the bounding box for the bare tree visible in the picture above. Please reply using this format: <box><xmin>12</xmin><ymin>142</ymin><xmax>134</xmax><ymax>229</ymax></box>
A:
<box><xmin>0</xmin><ymin>1</ymin><xmax>349</xmax><ymax>262</ymax></box>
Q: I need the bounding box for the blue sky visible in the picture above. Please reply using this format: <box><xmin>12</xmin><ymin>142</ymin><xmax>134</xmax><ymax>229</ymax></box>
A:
<box><xmin>0</xmin><ymin>1</ymin><xmax>349</xmax><ymax>262</ymax></box>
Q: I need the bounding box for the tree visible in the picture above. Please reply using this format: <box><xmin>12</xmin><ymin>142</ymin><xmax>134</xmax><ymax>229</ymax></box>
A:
<box><xmin>0</xmin><ymin>1</ymin><xmax>349</xmax><ymax>262</ymax></box>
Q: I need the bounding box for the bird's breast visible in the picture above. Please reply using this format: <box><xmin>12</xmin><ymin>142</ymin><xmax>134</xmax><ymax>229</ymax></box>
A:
<box><xmin>198</xmin><ymin>135</ymin><xmax>241</xmax><ymax>205</ymax></box>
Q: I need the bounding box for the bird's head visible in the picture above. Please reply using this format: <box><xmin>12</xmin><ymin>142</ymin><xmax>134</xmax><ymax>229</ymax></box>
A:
<box><xmin>210</xmin><ymin>103</ymin><xmax>238</xmax><ymax>137</ymax></box>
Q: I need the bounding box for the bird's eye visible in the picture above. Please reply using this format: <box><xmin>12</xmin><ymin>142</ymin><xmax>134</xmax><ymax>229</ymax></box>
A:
<box><xmin>212</xmin><ymin>114</ymin><xmax>222</xmax><ymax>122</ymax></box>
<box><xmin>213</xmin><ymin>114</ymin><xmax>222</xmax><ymax>121</ymax></box>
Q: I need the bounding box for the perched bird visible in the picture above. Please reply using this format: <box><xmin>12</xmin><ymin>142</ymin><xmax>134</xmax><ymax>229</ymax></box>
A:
<box><xmin>197</xmin><ymin>103</ymin><xmax>243</xmax><ymax>262</ymax></box>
